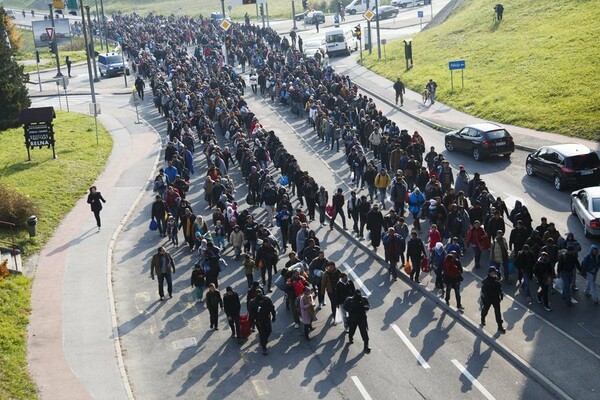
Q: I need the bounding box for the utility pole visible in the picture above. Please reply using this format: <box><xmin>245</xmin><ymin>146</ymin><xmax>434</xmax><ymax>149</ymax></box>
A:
<box><xmin>94</xmin><ymin>0</ymin><xmax>103</xmax><ymax>52</ymax></box>
<box><xmin>366</xmin><ymin>0</ymin><xmax>372</xmax><ymax>54</ymax></box>
<box><xmin>375</xmin><ymin>0</ymin><xmax>381</xmax><ymax>59</ymax></box>
<box><xmin>291</xmin><ymin>0</ymin><xmax>297</xmax><ymax>30</ymax></box>
<box><xmin>220</xmin><ymin>0</ymin><xmax>228</xmax><ymax>66</ymax></box>
<box><xmin>79</xmin><ymin>0</ymin><xmax>99</xmax><ymax>145</ymax></box>
<box><xmin>265</xmin><ymin>1</ymin><xmax>270</xmax><ymax>27</ymax></box>
<box><xmin>99</xmin><ymin>0</ymin><xmax>108</xmax><ymax>52</ymax></box>
<box><xmin>85</xmin><ymin>6</ymin><xmax>100</xmax><ymax>82</ymax></box>
<box><xmin>48</xmin><ymin>3</ymin><xmax>63</xmax><ymax>77</ymax></box>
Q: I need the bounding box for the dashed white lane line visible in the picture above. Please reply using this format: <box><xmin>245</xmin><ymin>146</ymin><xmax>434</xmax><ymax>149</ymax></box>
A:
<box><xmin>451</xmin><ymin>359</ymin><xmax>496</xmax><ymax>400</ymax></box>
<box><xmin>351</xmin><ymin>376</ymin><xmax>373</xmax><ymax>400</ymax></box>
<box><xmin>391</xmin><ymin>324</ymin><xmax>431</xmax><ymax>369</ymax></box>
<box><xmin>343</xmin><ymin>262</ymin><xmax>372</xmax><ymax>297</ymax></box>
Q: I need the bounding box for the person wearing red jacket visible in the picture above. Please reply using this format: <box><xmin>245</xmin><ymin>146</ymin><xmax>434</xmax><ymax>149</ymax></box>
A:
<box><xmin>443</xmin><ymin>252</ymin><xmax>464</xmax><ymax>310</ymax></box>
<box><xmin>428</xmin><ymin>224</ymin><xmax>442</xmax><ymax>251</ymax></box>
<box><xmin>466</xmin><ymin>220</ymin><xmax>489</xmax><ymax>269</ymax></box>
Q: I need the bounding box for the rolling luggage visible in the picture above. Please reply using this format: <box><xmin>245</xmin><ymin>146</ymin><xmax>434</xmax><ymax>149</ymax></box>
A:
<box><xmin>239</xmin><ymin>314</ymin><xmax>251</xmax><ymax>339</ymax></box>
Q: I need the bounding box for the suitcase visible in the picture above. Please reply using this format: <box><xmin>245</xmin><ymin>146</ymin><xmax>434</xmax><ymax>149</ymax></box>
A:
<box><xmin>239</xmin><ymin>314</ymin><xmax>251</xmax><ymax>339</ymax></box>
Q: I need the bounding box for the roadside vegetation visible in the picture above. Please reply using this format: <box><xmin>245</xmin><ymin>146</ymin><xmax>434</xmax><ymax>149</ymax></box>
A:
<box><xmin>363</xmin><ymin>0</ymin><xmax>600</xmax><ymax>140</ymax></box>
<box><xmin>0</xmin><ymin>111</ymin><xmax>112</xmax><ymax>399</ymax></box>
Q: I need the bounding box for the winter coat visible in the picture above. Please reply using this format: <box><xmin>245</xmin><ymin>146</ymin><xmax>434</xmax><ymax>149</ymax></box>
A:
<box><xmin>408</xmin><ymin>190</ymin><xmax>425</xmax><ymax>214</ymax></box>
<box><xmin>481</xmin><ymin>275</ymin><xmax>503</xmax><ymax>304</ymax></box>
<box><xmin>335</xmin><ymin>279</ymin><xmax>356</xmax><ymax>306</ymax></box>
<box><xmin>322</xmin><ymin>268</ymin><xmax>342</xmax><ymax>294</ymax></box>
<box><xmin>491</xmin><ymin>237</ymin><xmax>509</xmax><ymax>264</ymax></box>
<box><xmin>205</xmin><ymin>290</ymin><xmax>223</xmax><ymax>310</ymax></box>
<box><xmin>223</xmin><ymin>291</ymin><xmax>241</xmax><ymax>316</ymax></box>
<box><xmin>229</xmin><ymin>229</ymin><xmax>244</xmax><ymax>248</ymax></box>
<box><xmin>582</xmin><ymin>245</ymin><xmax>600</xmax><ymax>274</ymax></box>
<box><xmin>300</xmin><ymin>294</ymin><xmax>317</xmax><ymax>324</ymax></box>
<box><xmin>454</xmin><ymin>172</ymin><xmax>469</xmax><ymax>195</ymax></box>
<box><xmin>514</xmin><ymin>250</ymin><xmax>536</xmax><ymax>278</ymax></box>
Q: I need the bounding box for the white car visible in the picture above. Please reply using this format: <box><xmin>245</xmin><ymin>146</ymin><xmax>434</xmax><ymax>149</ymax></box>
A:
<box><xmin>303</xmin><ymin>39</ymin><xmax>327</xmax><ymax>59</ymax></box>
<box><xmin>391</xmin><ymin>0</ymin><xmax>431</xmax><ymax>8</ymax></box>
<box><xmin>571</xmin><ymin>186</ymin><xmax>600</xmax><ymax>237</ymax></box>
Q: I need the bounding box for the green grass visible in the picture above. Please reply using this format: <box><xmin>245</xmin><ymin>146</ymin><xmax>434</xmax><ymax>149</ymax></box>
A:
<box><xmin>362</xmin><ymin>0</ymin><xmax>600</xmax><ymax>141</ymax></box>
<box><xmin>0</xmin><ymin>274</ymin><xmax>37</xmax><ymax>400</ymax></box>
<box><xmin>0</xmin><ymin>111</ymin><xmax>113</xmax><ymax>257</ymax></box>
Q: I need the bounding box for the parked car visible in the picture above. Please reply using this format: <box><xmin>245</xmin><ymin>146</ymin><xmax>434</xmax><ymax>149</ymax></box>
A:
<box><xmin>210</xmin><ymin>11</ymin><xmax>231</xmax><ymax>24</ymax></box>
<box><xmin>374</xmin><ymin>5</ymin><xmax>400</xmax><ymax>20</ymax></box>
<box><xmin>294</xmin><ymin>10</ymin><xmax>308</xmax><ymax>21</ymax></box>
<box><xmin>303</xmin><ymin>38</ymin><xmax>327</xmax><ymax>58</ymax></box>
<box><xmin>304</xmin><ymin>11</ymin><xmax>325</xmax><ymax>25</ymax></box>
<box><xmin>391</xmin><ymin>0</ymin><xmax>431</xmax><ymax>8</ymax></box>
<box><xmin>444</xmin><ymin>122</ymin><xmax>515</xmax><ymax>161</ymax></box>
<box><xmin>571</xmin><ymin>187</ymin><xmax>600</xmax><ymax>237</ymax></box>
<box><xmin>98</xmin><ymin>53</ymin><xmax>129</xmax><ymax>78</ymax></box>
<box><xmin>526</xmin><ymin>144</ymin><xmax>600</xmax><ymax>190</ymax></box>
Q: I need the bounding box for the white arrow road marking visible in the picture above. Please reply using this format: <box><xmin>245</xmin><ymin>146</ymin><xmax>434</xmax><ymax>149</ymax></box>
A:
<box><xmin>351</xmin><ymin>376</ymin><xmax>373</xmax><ymax>400</ymax></box>
<box><xmin>451</xmin><ymin>359</ymin><xmax>496</xmax><ymax>400</ymax></box>
<box><xmin>343</xmin><ymin>262</ymin><xmax>371</xmax><ymax>297</ymax></box>
<box><xmin>391</xmin><ymin>324</ymin><xmax>431</xmax><ymax>369</ymax></box>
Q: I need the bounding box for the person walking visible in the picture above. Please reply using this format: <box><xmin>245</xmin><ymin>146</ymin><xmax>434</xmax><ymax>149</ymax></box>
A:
<box><xmin>205</xmin><ymin>283</ymin><xmax>223</xmax><ymax>330</ymax></box>
<box><xmin>255</xmin><ymin>240</ymin><xmax>278</xmax><ymax>293</ymax></box>
<box><xmin>151</xmin><ymin>194</ymin><xmax>168</xmax><ymax>237</ymax></box>
<box><xmin>87</xmin><ymin>186</ymin><xmax>106</xmax><ymax>231</ymax></box>
<box><xmin>248</xmin><ymin>289</ymin><xmax>276</xmax><ymax>355</ymax></box>
<box><xmin>490</xmin><ymin>230</ymin><xmax>510</xmax><ymax>283</ymax></box>
<box><xmin>534</xmin><ymin>252</ymin><xmax>553</xmax><ymax>311</ymax></box>
<box><xmin>426</xmin><ymin>79</ymin><xmax>437</xmax><ymax>105</ymax></box>
<box><xmin>190</xmin><ymin>263</ymin><xmax>206</xmax><ymax>303</ymax></box>
<box><xmin>557</xmin><ymin>245</ymin><xmax>581</xmax><ymax>306</ymax></box>
<box><xmin>299</xmin><ymin>287</ymin><xmax>317</xmax><ymax>340</ymax></box>
<box><xmin>223</xmin><ymin>287</ymin><xmax>241</xmax><ymax>338</ymax></box>
<box><xmin>480</xmin><ymin>267</ymin><xmax>506</xmax><ymax>333</ymax></box>
<box><xmin>135</xmin><ymin>76</ymin><xmax>145</xmax><ymax>100</ymax></box>
<box><xmin>344</xmin><ymin>290</ymin><xmax>371</xmax><ymax>353</ymax></box>
<box><xmin>65</xmin><ymin>55</ymin><xmax>72</xmax><ymax>77</ymax></box>
<box><xmin>150</xmin><ymin>246</ymin><xmax>176</xmax><ymax>300</ymax></box>
<box><xmin>514</xmin><ymin>244</ymin><xmax>536</xmax><ymax>302</ymax></box>
<box><xmin>330</xmin><ymin>188</ymin><xmax>347</xmax><ymax>230</ymax></box>
<box><xmin>321</xmin><ymin>261</ymin><xmax>342</xmax><ymax>319</ymax></box>
<box><xmin>443</xmin><ymin>252</ymin><xmax>464</xmax><ymax>310</ymax></box>
<box><xmin>582</xmin><ymin>245</ymin><xmax>599</xmax><ymax>303</ymax></box>
<box><xmin>406</xmin><ymin>231</ymin><xmax>426</xmax><ymax>283</ymax></box>
<box><xmin>466</xmin><ymin>220</ymin><xmax>488</xmax><ymax>269</ymax></box>
<box><xmin>393</xmin><ymin>77</ymin><xmax>406</xmax><ymax>106</ymax></box>
<box><xmin>366</xmin><ymin>204</ymin><xmax>384</xmax><ymax>250</ymax></box>
<box><xmin>179</xmin><ymin>208</ymin><xmax>197</xmax><ymax>252</ymax></box>
<box><xmin>382</xmin><ymin>228</ymin><xmax>405</xmax><ymax>281</ymax></box>
<box><xmin>335</xmin><ymin>273</ymin><xmax>355</xmax><ymax>332</ymax></box>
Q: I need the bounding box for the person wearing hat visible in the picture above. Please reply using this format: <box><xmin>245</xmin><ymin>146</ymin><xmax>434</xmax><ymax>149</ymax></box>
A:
<box><xmin>480</xmin><ymin>267</ymin><xmax>506</xmax><ymax>333</ymax></box>
<box><xmin>343</xmin><ymin>290</ymin><xmax>371</xmax><ymax>353</ymax></box>
<box><xmin>248</xmin><ymin>288</ymin><xmax>276</xmax><ymax>355</ymax></box>
<box><xmin>151</xmin><ymin>194</ymin><xmax>169</xmax><ymax>237</ymax></box>
<box><xmin>223</xmin><ymin>287</ymin><xmax>242</xmax><ymax>339</ymax></box>
<box><xmin>455</xmin><ymin>165</ymin><xmax>470</xmax><ymax>195</ymax></box>
<box><xmin>557</xmin><ymin>245</ymin><xmax>581</xmax><ymax>305</ymax></box>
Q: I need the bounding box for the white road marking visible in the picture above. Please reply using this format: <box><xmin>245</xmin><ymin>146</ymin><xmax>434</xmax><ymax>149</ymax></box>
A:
<box><xmin>252</xmin><ymin>379</ymin><xmax>270</xmax><ymax>396</ymax></box>
<box><xmin>391</xmin><ymin>324</ymin><xmax>431</xmax><ymax>369</ymax></box>
<box><xmin>342</xmin><ymin>262</ymin><xmax>371</xmax><ymax>297</ymax></box>
<box><xmin>351</xmin><ymin>376</ymin><xmax>373</xmax><ymax>400</ymax></box>
<box><xmin>451</xmin><ymin>359</ymin><xmax>496</xmax><ymax>400</ymax></box>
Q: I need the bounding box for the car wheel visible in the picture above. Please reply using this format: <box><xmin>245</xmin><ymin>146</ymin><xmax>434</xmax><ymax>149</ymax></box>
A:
<box><xmin>526</xmin><ymin>162</ymin><xmax>534</xmax><ymax>176</ymax></box>
<box><xmin>553</xmin><ymin>175</ymin><xmax>563</xmax><ymax>191</ymax></box>
<box><xmin>445</xmin><ymin>139</ymin><xmax>454</xmax><ymax>151</ymax></box>
<box><xmin>472</xmin><ymin>148</ymin><xmax>482</xmax><ymax>161</ymax></box>
<box><xmin>350</xmin><ymin>10</ymin><xmax>356</xmax><ymax>15</ymax></box>
<box><xmin>503</xmin><ymin>153</ymin><xmax>511</xmax><ymax>159</ymax></box>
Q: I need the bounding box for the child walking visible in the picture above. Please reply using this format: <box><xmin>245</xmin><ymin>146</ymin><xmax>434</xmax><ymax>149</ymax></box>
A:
<box><xmin>190</xmin><ymin>264</ymin><xmax>206</xmax><ymax>303</ymax></box>
<box><xmin>242</xmin><ymin>253</ymin><xmax>256</xmax><ymax>288</ymax></box>
<box><xmin>167</xmin><ymin>215</ymin><xmax>179</xmax><ymax>247</ymax></box>
<box><xmin>214</xmin><ymin>220</ymin><xmax>226</xmax><ymax>248</ymax></box>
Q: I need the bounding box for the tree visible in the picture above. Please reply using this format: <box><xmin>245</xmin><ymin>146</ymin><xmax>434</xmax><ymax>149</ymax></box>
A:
<box><xmin>0</xmin><ymin>7</ymin><xmax>31</xmax><ymax>131</ymax></box>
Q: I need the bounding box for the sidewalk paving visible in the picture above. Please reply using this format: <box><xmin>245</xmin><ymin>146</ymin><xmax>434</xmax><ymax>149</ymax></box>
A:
<box><xmin>334</xmin><ymin>63</ymin><xmax>600</xmax><ymax>152</ymax></box>
<box><xmin>27</xmin><ymin>98</ymin><xmax>160</xmax><ymax>399</ymax></box>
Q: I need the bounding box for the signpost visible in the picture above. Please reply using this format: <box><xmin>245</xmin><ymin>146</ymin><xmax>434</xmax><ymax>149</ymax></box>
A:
<box><xmin>18</xmin><ymin>107</ymin><xmax>57</xmax><ymax>161</ymax></box>
<box><xmin>363</xmin><ymin>8</ymin><xmax>374</xmax><ymax>53</ymax></box>
<box><xmin>418</xmin><ymin>10</ymin><xmax>423</xmax><ymax>29</ymax></box>
<box><xmin>448</xmin><ymin>59</ymin><xmax>466</xmax><ymax>93</ymax></box>
<box><xmin>381</xmin><ymin>38</ymin><xmax>387</xmax><ymax>61</ymax></box>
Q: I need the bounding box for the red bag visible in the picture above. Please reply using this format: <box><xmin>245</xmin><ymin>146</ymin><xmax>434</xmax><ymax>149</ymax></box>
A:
<box><xmin>481</xmin><ymin>234</ymin><xmax>491</xmax><ymax>250</ymax></box>
<box><xmin>239</xmin><ymin>314</ymin><xmax>251</xmax><ymax>339</ymax></box>
<box><xmin>325</xmin><ymin>204</ymin><xmax>334</xmax><ymax>218</ymax></box>
<box><xmin>420</xmin><ymin>257</ymin><xmax>431</xmax><ymax>273</ymax></box>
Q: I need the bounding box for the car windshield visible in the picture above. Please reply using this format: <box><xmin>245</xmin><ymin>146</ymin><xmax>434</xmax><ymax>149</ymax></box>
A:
<box><xmin>484</xmin><ymin>129</ymin><xmax>509</xmax><ymax>139</ymax></box>
<box><xmin>106</xmin><ymin>56</ymin><xmax>123</xmax><ymax>64</ymax></box>
<box><xmin>326</xmin><ymin>34</ymin><xmax>344</xmax><ymax>43</ymax></box>
<box><xmin>592</xmin><ymin>198</ymin><xmax>600</xmax><ymax>212</ymax></box>
<box><xmin>568</xmin><ymin>152</ymin><xmax>600</xmax><ymax>169</ymax></box>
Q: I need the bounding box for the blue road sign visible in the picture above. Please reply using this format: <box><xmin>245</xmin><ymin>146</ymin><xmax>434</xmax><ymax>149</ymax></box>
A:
<box><xmin>418</xmin><ymin>11</ymin><xmax>424</xmax><ymax>18</ymax></box>
<box><xmin>449</xmin><ymin>59</ymin><xmax>466</xmax><ymax>70</ymax></box>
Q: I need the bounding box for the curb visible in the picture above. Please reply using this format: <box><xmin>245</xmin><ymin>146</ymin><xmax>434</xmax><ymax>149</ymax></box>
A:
<box><xmin>353</xmin><ymin>81</ymin><xmax>537</xmax><ymax>153</ymax></box>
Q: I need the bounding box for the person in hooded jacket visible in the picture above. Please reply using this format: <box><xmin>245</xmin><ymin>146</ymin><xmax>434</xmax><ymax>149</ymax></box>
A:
<box><xmin>557</xmin><ymin>245</ymin><xmax>581</xmax><ymax>305</ymax></box>
<box><xmin>515</xmin><ymin>244</ymin><xmax>536</xmax><ymax>302</ymax></box>
<box><xmin>383</xmin><ymin>228</ymin><xmax>405</xmax><ymax>282</ymax></box>
<box><xmin>344</xmin><ymin>290</ymin><xmax>371</xmax><ymax>353</ymax></box>
<box><xmin>367</xmin><ymin>204</ymin><xmax>384</xmax><ymax>249</ymax></box>
<box><xmin>534</xmin><ymin>252</ymin><xmax>553</xmax><ymax>311</ymax></box>
<box><xmin>480</xmin><ymin>266</ymin><xmax>506</xmax><ymax>333</ymax></box>
<box><xmin>408</xmin><ymin>188</ymin><xmax>425</xmax><ymax>233</ymax></box>
<box><xmin>559</xmin><ymin>232</ymin><xmax>582</xmax><ymax>292</ymax></box>
<box><xmin>582</xmin><ymin>245</ymin><xmax>599</xmax><ymax>303</ymax></box>
<box><xmin>406</xmin><ymin>231</ymin><xmax>427</xmax><ymax>283</ymax></box>
<box><xmin>335</xmin><ymin>273</ymin><xmax>356</xmax><ymax>332</ymax></box>
<box><xmin>454</xmin><ymin>166</ymin><xmax>470</xmax><ymax>195</ymax></box>
<box><xmin>444</xmin><ymin>252</ymin><xmax>464</xmax><ymax>310</ymax></box>
<box><xmin>223</xmin><ymin>287</ymin><xmax>241</xmax><ymax>338</ymax></box>
<box><xmin>431</xmin><ymin>242</ymin><xmax>447</xmax><ymax>295</ymax></box>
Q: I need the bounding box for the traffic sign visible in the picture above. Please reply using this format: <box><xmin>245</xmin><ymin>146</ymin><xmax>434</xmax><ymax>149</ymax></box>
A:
<box><xmin>449</xmin><ymin>59</ymin><xmax>466</xmax><ymax>70</ymax></box>
<box><xmin>363</xmin><ymin>9</ymin><xmax>374</xmax><ymax>21</ymax></box>
<box><xmin>228</xmin><ymin>5</ymin><xmax>232</xmax><ymax>11</ymax></box>
<box><xmin>417</xmin><ymin>10</ymin><xmax>424</xmax><ymax>18</ymax></box>
<box><xmin>45</xmin><ymin>27</ymin><xmax>54</xmax><ymax>40</ymax></box>
<box><xmin>220</xmin><ymin>19</ymin><xmax>232</xmax><ymax>31</ymax></box>
<box><xmin>57</xmin><ymin>76</ymin><xmax>69</xmax><ymax>89</ymax></box>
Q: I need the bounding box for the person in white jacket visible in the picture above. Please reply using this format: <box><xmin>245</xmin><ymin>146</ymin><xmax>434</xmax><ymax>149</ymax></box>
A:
<box><xmin>368</xmin><ymin>123</ymin><xmax>382</xmax><ymax>160</ymax></box>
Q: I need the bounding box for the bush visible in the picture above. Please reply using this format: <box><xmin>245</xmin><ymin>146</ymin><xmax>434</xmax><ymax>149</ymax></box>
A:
<box><xmin>0</xmin><ymin>182</ymin><xmax>38</xmax><ymax>228</ymax></box>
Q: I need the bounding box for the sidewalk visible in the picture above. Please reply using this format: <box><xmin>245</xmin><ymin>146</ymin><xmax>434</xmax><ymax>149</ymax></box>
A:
<box><xmin>334</xmin><ymin>62</ymin><xmax>600</xmax><ymax>152</ymax></box>
<box><xmin>27</xmin><ymin>98</ymin><xmax>161</xmax><ymax>399</ymax></box>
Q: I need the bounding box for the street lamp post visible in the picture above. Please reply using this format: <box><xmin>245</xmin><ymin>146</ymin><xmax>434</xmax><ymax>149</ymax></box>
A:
<box><xmin>99</xmin><ymin>0</ymin><xmax>108</xmax><ymax>52</ymax></box>
<box><xmin>79</xmin><ymin>0</ymin><xmax>99</xmax><ymax>145</ymax></box>
<box><xmin>366</xmin><ymin>0</ymin><xmax>372</xmax><ymax>54</ymax></box>
<box><xmin>220</xmin><ymin>0</ymin><xmax>229</xmax><ymax>66</ymax></box>
<box><xmin>48</xmin><ymin>3</ymin><xmax>63</xmax><ymax>77</ymax></box>
<box><xmin>291</xmin><ymin>0</ymin><xmax>297</xmax><ymax>30</ymax></box>
<box><xmin>94</xmin><ymin>0</ymin><xmax>103</xmax><ymax>52</ymax></box>
<box><xmin>85</xmin><ymin>5</ymin><xmax>100</xmax><ymax>82</ymax></box>
<box><xmin>375</xmin><ymin>0</ymin><xmax>381</xmax><ymax>59</ymax></box>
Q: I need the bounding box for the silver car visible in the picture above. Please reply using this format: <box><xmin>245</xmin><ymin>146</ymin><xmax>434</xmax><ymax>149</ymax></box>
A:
<box><xmin>571</xmin><ymin>186</ymin><xmax>600</xmax><ymax>237</ymax></box>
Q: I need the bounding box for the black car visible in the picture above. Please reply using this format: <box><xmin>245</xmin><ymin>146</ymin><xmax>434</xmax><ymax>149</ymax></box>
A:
<box><xmin>304</xmin><ymin>11</ymin><xmax>325</xmax><ymax>25</ymax></box>
<box><xmin>375</xmin><ymin>5</ymin><xmax>400</xmax><ymax>20</ymax></box>
<box><xmin>294</xmin><ymin>10</ymin><xmax>308</xmax><ymax>21</ymax></box>
<box><xmin>525</xmin><ymin>144</ymin><xmax>600</xmax><ymax>191</ymax></box>
<box><xmin>444</xmin><ymin>123</ymin><xmax>515</xmax><ymax>161</ymax></box>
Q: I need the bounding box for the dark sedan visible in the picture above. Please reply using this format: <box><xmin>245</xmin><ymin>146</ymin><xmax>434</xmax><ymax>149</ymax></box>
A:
<box><xmin>526</xmin><ymin>144</ymin><xmax>600</xmax><ymax>191</ymax></box>
<box><xmin>444</xmin><ymin>123</ymin><xmax>515</xmax><ymax>161</ymax></box>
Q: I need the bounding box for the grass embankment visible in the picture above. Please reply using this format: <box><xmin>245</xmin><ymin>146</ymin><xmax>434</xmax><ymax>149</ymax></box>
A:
<box><xmin>16</xmin><ymin>28</ymin><xmax>97</xmax><ymax>74</ymax></box>
<box><xmin>363</xmin><ymin>0</ymin><xmax>600</xmax><ymax>140</ymax></box>
<box><xmin>0</xmin><ymin>111</ymin><xmax>112</xmax><ymax>399</ymax></box>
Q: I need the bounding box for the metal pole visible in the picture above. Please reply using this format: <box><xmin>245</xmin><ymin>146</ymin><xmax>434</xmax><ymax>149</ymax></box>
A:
<box><xmin>256</xmin><ymin>3</ymin><xmax>259</xmax><ymax>21</ymax></box>
<box><xmin>94</xmin><ymin>0</ymin><xmax>103</xmax><ymax>52</ymax></box>
<box><xmin>99</xmin><ymin>0</ymin><xmax>108</xmax><ymax>52</ymax></box>
<box><xmin>35</xmin><ymin>51</ymin><xmax>42</xmax><ymax>92</ymax></box>
<box><xmin>462</xmin><ymin>69</ymin><xmax>464</xmax><ymax>90</ymax></box>
<box><xmin>79</xmin><ymin>0</ymin><xmax>99</xmax><ymax>145</ymax></box>
<box><xmin>220</xmin><ymin>0</ymin><xmax>228</xmax><ymax>66</ymax></box>
<box><xmin>430</xmin><ymin>0</ymin><xmax>434</xmax><ymax>21</ymax></box>
<box><xmin>375</xmin><ymin>0</ymin><xmax>381</xmax><ymax>59</ymax></box>
<box><xmin>48</xmin><ymin>3</ymin><xmax>63</xmax><ymax>77</ymax></box>
<box><xmin>266</xmin><ymin>1</ymin><xmax>270</xmax><ymax>27</ymax></box>
<box><xmin>291</xmin><ymin>0</ymin><xmax>297</xmax><ymax>30</ymax></box>
<box><xmin>64</xmin><ymin>85</ymin><xmax>70</xmax><ymax>112</ymax></box>
<box><xmin>450</xmin><ymin>70</ymin><xmax>454</xmax><ymax>93</ymax></box>
<box><xmin>121</xmin><ymin>43</ymin><xmax>128</xmax><ymax>87</ymax></box>
<box><xmin>366</xmin><ymin>0</ymin><xmax>372</xmax><ymax>54</ymax></box>
<box><xmin>85</xmin><ymin>6</ymin><xmax>100</xmax><ymax>82</ymax></box>
<box><xmin>56</xmin><ymin>81</ymin><xmax>63</xmax><ymax>110</ymax></box>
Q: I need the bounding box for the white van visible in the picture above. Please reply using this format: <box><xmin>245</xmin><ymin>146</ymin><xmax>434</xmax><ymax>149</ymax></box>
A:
<box><xmin>344</xmin><ymin>0</ymin><xmax>371</xmax><ymax>15</ymax></box>
<box><xmin>324</xmin><ymin>28</ymin><xmax>358</xmax><ymax>57</ymax></box>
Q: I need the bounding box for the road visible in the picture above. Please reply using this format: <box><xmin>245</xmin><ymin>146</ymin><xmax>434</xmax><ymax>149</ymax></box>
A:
<box><xmin>26</xmin><ymin>5</ymin><xmax>600</xmax><ymax>398</ymax></box>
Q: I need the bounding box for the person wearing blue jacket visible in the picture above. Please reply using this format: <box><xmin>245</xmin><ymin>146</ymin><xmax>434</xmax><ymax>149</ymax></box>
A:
<box><xmin>408</xmin><ymin>188</ymin><xmax>425</xmax><ymax>233</ymax></box>
<box><xmin>582</xmin><ymin>245</ymin><xmax>599</xmax><ymax>303</ymax></box>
